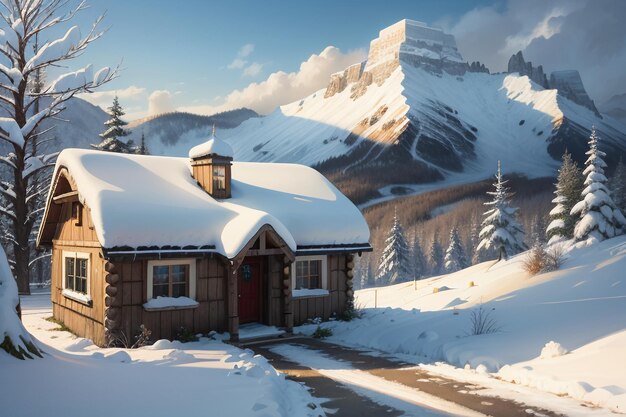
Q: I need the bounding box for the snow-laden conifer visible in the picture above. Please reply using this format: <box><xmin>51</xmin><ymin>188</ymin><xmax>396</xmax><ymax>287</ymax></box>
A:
<box><xmin>376</xmin><ymin>210</ymin><xmax>411</xmax><ymax>285</ymax></box>
<box><xmin>92</xmin><ymin>96</ymin><xmax>132</xmax><ymax>153</ymax></box>
<box><xmin>444</xmin><ymin>227</ymin><xmax>467</xmax><ymax>273</ymax></box>
<box><xmin>411</xmin><ymin>235</ymin><xmax>427</xmax><ymax>279</ymax></box>
<box><xmin>609</xmin><ymin>157</ymin><xmax>626</xmax><ymax>213</ymax></box>
<box><xmin>546</xmin><ymin>152</ymin><xmax>583</xmax><ymax>242</ymax></box>
<box><xmin>571</xmin><ymin>128</ymin><xmax>626</xmax><ymax>243</ymax></box>
<box><xmin>428</xmin><ymin>232</ymin><xmax>444</xmax><ymax>276</ymax></box>
<box><xmin>477</xmin><ymin>161</ymin><xmax>527</xmax><ymax>261</ymax></box>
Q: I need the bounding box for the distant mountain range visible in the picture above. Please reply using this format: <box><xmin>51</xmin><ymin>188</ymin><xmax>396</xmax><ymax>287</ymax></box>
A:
<box><xmin>126</xmin><ymin>108</ymin><xmax>258</xmax><ymax>150</ymax></box>
<box><xmin>11</xmin><ymin>19</ymin><xmax>625</xmax><ymax>207</ymax></box>
<box><xmin>150</xmin><ymin>19</ymin><xmax>626</xmax><ymax>203</ymax></box>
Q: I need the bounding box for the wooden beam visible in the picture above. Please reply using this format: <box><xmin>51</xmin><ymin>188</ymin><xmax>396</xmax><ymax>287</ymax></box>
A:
<box><xmin>226</xmin><ymin>262</ymin><xmax>239</xmax><ymax>341</ymax></box>
<box><xmin>245</xmin><ymin>248</ymin><xmax>286</xmax><ymax>257</ymax></box>
<box><xmin>52</xmin><ymin>191</ymin><xmax>79</xmax><ymax>205</ymax></box>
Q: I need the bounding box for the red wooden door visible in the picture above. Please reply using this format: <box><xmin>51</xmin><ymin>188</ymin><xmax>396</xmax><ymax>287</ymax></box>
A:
<box><xmin>238</xmin><ymin>257</ymin><xmax>261</xmax><ymax>323</ymax></box>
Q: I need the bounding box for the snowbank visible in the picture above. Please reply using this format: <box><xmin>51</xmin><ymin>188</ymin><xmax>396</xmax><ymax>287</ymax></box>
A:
<box><xmin>1</xmin><ymin>297</ymin><xmax>323</xmax><ymax>417</ymax></box>
<box><xmin>0</xmin><ymin>246</ymin><xmax>39</xmax><ymax>359</ymax></box>
<box><xmin>296</xmin><ymin>236</ymin><xmax>626</xmax><ymax>413</ymax></box>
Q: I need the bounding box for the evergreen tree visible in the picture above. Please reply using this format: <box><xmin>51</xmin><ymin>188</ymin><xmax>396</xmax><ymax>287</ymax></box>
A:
<box><xmin>571</xmin><ymin>128</ymin><xmax>626</xmax><ymax>243</ymax></box>
<box><xmin>546</xmin><ymin>152</ymin><xmax>584</xmax><ymax>242</ymax></box>
<box><xmin>92</xmin><ymin>96</ymin><xmax>132</xmax><ymax>153</ymax></box>
<box><xmin>376</xmin><ymin>210</ymin><xmax>412</xmax><ymax>285</ymax></box>
<box><xmin>609</xmin><ymin>157</ymin><xmax>626</xmax><ymax>213</ymax></box>
<box><xmin>531</xmin><ymin>213</ymin><xmax>548</xmax><ymax>246</ymax></box>
<box><xmin>366</xmin><ymin>260</ymin><xmax>375</xmax><ymax>288</ymax></box>
<box><xmin>428</xmin><ymin>232</ymin><xmax>444</xmax><ymax>276</ymax></box>
<box><xmin>411</xmin><ymin>235</ymin><xmax>428</xmax><ymax>279</ymax></box>
<box><xmin>135</xmin><ymin>132</ymin><xmax>150</xmax><ymax>155</ymax></box>
<box><xmin>477</xmin><ymin>161</ymin><xmax>527</xmax><ymax>261</ymax></box>
<box><xmin>444</xmin><ymin>227</ymin><xmax>468</xmax><ymax>273</ymax></box>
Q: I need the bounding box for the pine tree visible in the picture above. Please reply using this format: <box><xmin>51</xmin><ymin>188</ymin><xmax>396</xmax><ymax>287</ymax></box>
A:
<box><xmin>428</xmin><ymin>232</ymin><xmax>444</xmax><ymax>276</ymax></box>
<box><xmin>135</xmin><ymin>132</ymin><xmax>150</xmax><ymax>155</ymax></box>
<box><xmin>444</xmin><ymin>227</ymin><xmax>467</xmax><ymax>273</ymax></box>
<box><xmin>376</xmin><ymin>210</ymin><xmax>412</xmax><ymax>285</ymax></box>
<box><xmin>477</xmin><ymin>161</ymin><xmax>527</xmax><ymax>261</ymax></box>
<box><xmin>366</xmin><ymin>260</ymin><xmax>375</xmax><ymax>288</ymax></box>
<box><xmin>411</xmin><ymin>235</ymin><xmax>427</xmax><ymax>279</ymax></box>
<box><xmin>609</xmin><ymin>157</ymin><xmax>626</xmax><ymax>213</ymax></box>
<box><xmin>92</xmin><ymin>96</ymin><xmax>132</xmax><ymax>153</ymax></box>
<box><xmin>571</xmin><ymin>128</ymin><xmax>626</xmax><ymax>243</ymax></box>
<box><xmin>546</xmin><ymin>152</ymin><xmax>584</xmax><ymax>242</ymax></box>
<box><xmin>531</xmin><ymin>214</ymin><xmax>548</xmax><ymax>246</ymax></box>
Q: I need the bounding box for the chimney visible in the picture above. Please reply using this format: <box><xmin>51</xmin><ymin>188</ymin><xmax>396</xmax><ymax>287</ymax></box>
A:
<box><xmin>189</xmin><ymin>126</ymin><xmax>233</xmax><ymax>199</ymax></box>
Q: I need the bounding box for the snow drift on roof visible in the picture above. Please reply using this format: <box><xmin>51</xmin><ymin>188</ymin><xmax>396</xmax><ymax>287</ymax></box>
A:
<box><xmin>188</xmin><ymin>133</ymin><xmax>234</xmax><ymax>159</ymax></box>
<box><xmin>40</xmin><ymin>149</ymin><xmax>369</xmax><ymax>258</ymax></box>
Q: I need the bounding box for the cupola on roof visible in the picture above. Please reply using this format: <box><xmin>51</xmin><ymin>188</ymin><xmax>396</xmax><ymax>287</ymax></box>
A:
<box><xmin>188</xmin><ymin>125</ymin><xmax>234</xmax><ymax>160</ymax></box>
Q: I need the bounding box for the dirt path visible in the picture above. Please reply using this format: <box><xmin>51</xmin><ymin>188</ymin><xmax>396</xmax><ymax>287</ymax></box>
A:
<box><xmin>245</xmin><ymin>337</ymin><xmax>563</xmax><ymax>417</ymax></box>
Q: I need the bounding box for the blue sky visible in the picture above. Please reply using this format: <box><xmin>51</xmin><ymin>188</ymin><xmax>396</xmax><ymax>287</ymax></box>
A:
<box><xmin>61</xmin><ymin>0</ymin><xmax>496</xmax><ymax>119</ymax></box>
<box><xmin>52</xmin><ymin>0</ymin><xmax>625</xmax><ymax>119</ymax></box>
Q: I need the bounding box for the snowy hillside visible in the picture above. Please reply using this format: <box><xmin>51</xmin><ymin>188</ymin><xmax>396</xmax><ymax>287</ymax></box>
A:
<box><xmin>299</xmin><ymin>237</ymin><xmax>626</xmax><ymax>414</ymax></box>
<box><xmin>148</xmin><ymin>20</ymin><xmax>626</xmax><ymax>204</ymax></box>
<box><xmin>126</xmin><ymin>108</ymin><xmax>257</xmax><ymax>151</ymax></box>
<box><xmin>0</xmin><ymin>97</ymin><xmax>108</xmax><ymax>156</ymax></box>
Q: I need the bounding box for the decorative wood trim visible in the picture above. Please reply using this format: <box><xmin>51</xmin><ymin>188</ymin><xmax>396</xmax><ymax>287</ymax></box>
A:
<box><xmin>53</xmin><ymin>239</ymin><xmax>102</xmax><ymax>248</ymax></box>
<box><xmin>231</xmin><ymin>224</ymin><xmax>295</xmax><ymax>271</ymax></box>
<box><xmin>245</xmin><ymin>248</ymin><xmax>286</xmax><ymax>257</ymax></box>
<box><xmin>53</xmin><ymin>191</ymin><xmax>79</xmax><ymax>204</ymax></box>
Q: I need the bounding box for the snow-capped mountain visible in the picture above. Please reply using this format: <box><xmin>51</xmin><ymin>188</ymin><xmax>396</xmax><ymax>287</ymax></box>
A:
<box><xmin>153</xmin><ymin>19</ymin><xmax>626</xmax><ymax>203</ymax></box>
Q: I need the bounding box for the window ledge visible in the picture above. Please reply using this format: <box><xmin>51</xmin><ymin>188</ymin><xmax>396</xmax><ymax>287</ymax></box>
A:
<box><xmin>62</xmin><ymin>289</ymin><xmax>92</xmax><ymax>306</ymax></box>
<box><xmin>142</xmin><ymin>296</ymin><xmax>199</xmax><ymax>312</ymax></box>
<box><xmin>293</xmin><ymin>289</ymin><xmax>330</xmax><ymax>299</ymax></box>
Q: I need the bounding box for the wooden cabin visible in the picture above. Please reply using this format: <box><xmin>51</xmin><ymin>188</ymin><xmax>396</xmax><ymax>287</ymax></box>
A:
<box><xmin>37</xmin><ymin>133</ymin><xmax>371</xmax><ymax>346</ymax></box>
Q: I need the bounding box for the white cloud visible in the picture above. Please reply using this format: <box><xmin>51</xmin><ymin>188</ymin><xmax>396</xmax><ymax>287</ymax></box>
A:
<box><xmin>180</xmin><ymin>46</ymin><xmax>366</xmax><ymax>116</ymax></box>
<box><xmin>443</xmin><ymin>0</ymin><xmax>626</xmax><ymax>102</ymax></box>
<box><xmin>79</xmin><ymin>85</ymin><xmax>146</xmax><ymax>108</ymax></box>
<box><xmin>227</xmin><ymin>58</ymin><xmax>248</xmax><ymax>69</ymax></box>
<box><xmin>148</xmin><ymin>90</ymin><xmax>175</xmax><ymax>116</ymax></box>
<box><xmin>242</xmin><ymin>62</ymin><xmax>263</xmax><ymax>77</ymax></box>
<box><xmin>239</xmin><ymin>43</ymin><xmax>254</xmax><ymax>58</ymax></box>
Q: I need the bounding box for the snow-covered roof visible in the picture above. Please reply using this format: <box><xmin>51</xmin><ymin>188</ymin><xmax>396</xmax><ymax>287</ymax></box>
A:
<box><xmin>38</xmin><ymin>149</ymin><xmax>370</xmax><ymax>258</ymax></box>
<box><xmin>188</xmin><ymin>132</ymin><xmax>234</xmax><ymax>160</ymax></box>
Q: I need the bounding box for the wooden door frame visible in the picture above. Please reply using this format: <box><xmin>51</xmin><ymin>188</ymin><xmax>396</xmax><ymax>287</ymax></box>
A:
<box><xmin>237</xmin><ymin>255</ymin><xmax>265</xmax><ymax>324</ymax></box>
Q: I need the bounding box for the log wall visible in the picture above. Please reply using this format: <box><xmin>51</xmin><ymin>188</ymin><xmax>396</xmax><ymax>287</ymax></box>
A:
<box><xmin>51</xmin><ymin>200</ymin><xmax>107</xmax><ymax>346</ymax></box>
<box><xmin>292</xmin><ymin>254</ymin><xmax>353</xmax><ymax>325</ymax></box>
<box><xmin>107</xmin><ymin>256</ymin><xmax>229</xmax><ymax>344</ymax></box>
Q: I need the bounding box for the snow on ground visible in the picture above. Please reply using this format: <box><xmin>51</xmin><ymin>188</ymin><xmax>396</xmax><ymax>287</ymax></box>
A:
<box><xmin>269</xmin><ymin>343</ymin><xmax>481</xmax><ymax>417</ymax></box>
<box><xmin>297</xmin><ymin>236</ymin><xmax>626</xmax><ymax>414</ymax></box>
<box><xmin>1</xmin><ymin>294</ymin><xmax>322</xmax><ymax>417</ymax></box>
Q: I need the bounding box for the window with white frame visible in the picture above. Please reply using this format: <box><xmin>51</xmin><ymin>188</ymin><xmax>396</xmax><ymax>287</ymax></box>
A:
<box><xmin>212</xmin><ymin>165</ymin><xmax>226</xmax><ymax>191</ymax></box>
<box><xmin>147</xmin><ymin>259</ymin><xmax>196</xmax><ymax>300</ymax></box>
<box><xmin>62</xmin><ymin>251</ymin><xmax>90</xmax><ymax>303</ymax></box>
<box><xmin>291</xmin><ymin>255</ymin><xmax>327</xmax><ymax>290</ymax></box>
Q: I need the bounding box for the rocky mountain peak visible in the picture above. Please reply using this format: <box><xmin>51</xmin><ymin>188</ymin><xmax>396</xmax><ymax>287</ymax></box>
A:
<box><xmin>324</xmin><ymin>20</ymin><xmax>468</xmax><ymax>99</ymax></box>
<box><xmin>550</xmin><ymin>70</ymin><xmax>600</xmax><ymax>117</ymax></box>
<box><xmin>507</xmin><ymin>51</ymin><xmax>549</xmax><ymax>88</ymax></box>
